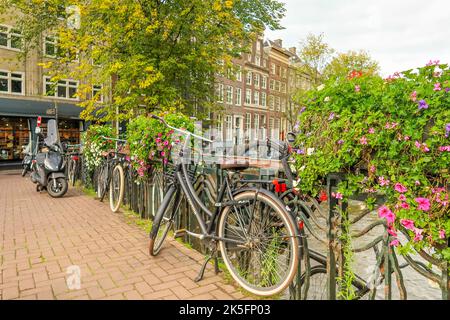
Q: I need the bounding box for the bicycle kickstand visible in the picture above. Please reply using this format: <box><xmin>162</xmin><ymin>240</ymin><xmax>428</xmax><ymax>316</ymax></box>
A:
<box><xmin>194</xmin><ymin>245</ymin><xmax>221</xmax><ymax>282</ymax></box>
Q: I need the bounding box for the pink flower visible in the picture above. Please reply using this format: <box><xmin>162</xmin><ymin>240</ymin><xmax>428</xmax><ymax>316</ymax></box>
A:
<box><xmin>385</xmin><ymin>211</ymin><xmax>396</xmax><ymax>225</ymax></box>
<box><xmin>414</xmin><ymin>141</ymin><xmax>430</xmax><ymax>152</ymax></box>
<box><xmin>404</xmin><ymin>136</ymin><xmax>410</xmax><ymax>141</ymax></box>
<box><xmin>389</xmin><ymin>239</ymin><xmax>400</xmax><ymax>247</ymax></box>
<box><xmin>163</xmin><ymin>140</ymin><xmax>169</xmax><ymax>146</ymax></box>
<box><xmin>439</xmin><ymin>230</ymin><xmax>446</xmax><ymax>239</ymax></box>
<box><xmin>394</xmin><ymin>183</ymin><xmax>407</xmax><ymax>193</ymax></box>
<box><xmin>160</xmin><ymin>151</ymin><xmax>166</xmax><ymax>157</ymax></box>
<box><xmin>413</xmin><ymin>228</ymin><xmax>423</xmax><ymax>242</ymax></box>
<box><xmin>399</xmin><ymin>194</ymin><xmax>407</xmax><ymax>201</ymax></box>
<box><xmin>369</xmin><ymin>165</ymin><xmax>376</xmax><ymax>173</ymax></box>
<box><xmin>378</xmin><ymin>205</ymin><xmax>391</xmax><ymax>218</ymax></box>
<box><xmin>387</xmin><ymin>226</ymin><xmax>398</xmax><ymax>237</ymax></box>
<box><xmin>378</xmin><ymin>176</ymin><xmax>390</xmax><ymax>187</ymax></box>
<box><xmin>415</xmin><ymin>197</ymin><xmax>431</xmax><ymax>211</ymax></box>
<box><xmin>401</xmin><ymin>219</ymin><xmax>415</xmax><ymax>231</ymax></box>
<box><xmin>410</xmin><ymin>91</ymin><xmax>417</xmax><ymax>102</ymax></box>
<box><xmin>439</xmin><ymin>146</ymin><xmax>450</xmax><ymax>152</ymax></box>
<box><xmin>415</xmin><ymin>180</ymin><xmax>421</xmax><ymax>186</ymax></box>
<box><xmin>332</xmin><ymin>192</ymin><xmax>343</xmax><ymax>200</ymax></box>
<box><xmin>155</xmin><ymin>137</ymin><xmax>162</xmax><ymax>143</ymax></box>
<box><xmin>434</xmin><ymin>83</ymin><xmax>442</xmax><ymax>91</ymax></box>
<box><xmin>355</xmin><ymin>85</ymin><xmax>361</xmax><ymax>92</ymax></box>
<box><xmin>368</xmin><ymin>128</ymin><xmax>375</xmax><ymax>134</ymax></box>
<box><xmin>360</xmin><ymin>136</ymin><xmax>368</xmax><ymax>145</ymax></box>
<box><xmin>400</xmin><ymin>202</ymin><xmax>410</xmax><ymax>209</ymax></box>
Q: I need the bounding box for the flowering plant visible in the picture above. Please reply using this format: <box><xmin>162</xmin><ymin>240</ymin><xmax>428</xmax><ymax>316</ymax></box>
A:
<box><xmin>294</xmin><ymin>61</ymin><xmax>450</xmax><ymax>261</ymax></box>
<box><xmin>82</xmin><ymin>124</ymin><xmax>115</xmax><ymax>171</ymax></box>
<box><xmin>126</xmin><ymin>113</ymin><xmax>195</xmax><ymax>178</ymax></box>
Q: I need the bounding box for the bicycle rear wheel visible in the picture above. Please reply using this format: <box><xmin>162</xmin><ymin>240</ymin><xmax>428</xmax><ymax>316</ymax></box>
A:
<box><xmin>149</xmin><ymin>186</ymin><xmax>180</xmax><ymax>256</ymax></box>
<box><xmin>68</xmin><ymin>159</ymin><xmax>77</xmax><ymax>186</ymax></box>
<box><xmin>97</xmin><ymin>162</ymin><xmax>109</xmax><ymax>200</ymax></box>
<box><xmin>109</xmin><ymin>164</ymin><xmax>125</xmax><ymax>212</ymax></box>
<box><xmin>218</xmin><ymin>190</ymin><xmax>299</xmax><ymax>297</ymax></box>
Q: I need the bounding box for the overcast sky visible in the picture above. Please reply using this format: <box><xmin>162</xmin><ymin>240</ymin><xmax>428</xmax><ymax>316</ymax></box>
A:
<box><xmin>265</xmin><ymin>0</ymin><xmax>450</xmax><ymax>76</ymax></box>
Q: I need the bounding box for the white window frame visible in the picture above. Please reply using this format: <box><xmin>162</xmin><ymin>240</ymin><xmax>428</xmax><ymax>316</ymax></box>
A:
<box><xmin>225</xmin><ymin>115</ymin><xmax>233</xmax><ymax>141</ymax></box>
<box><xmin>246</xmin><ymin>113</ymin><xmax>251</xmax><ymax>139</ymax></box>
<box><xmin>44</xmin><ymin>35</ymin><xmax>58</xmax><ymax>58</ymax></box>
<box><xmin>0</xmin><ymin>70</ymin><xmax>25</xmax><ymax>95</ymax></box>
<box><xmin>262</xmin><ymin>76</ymin><xmax>267</xmax><ymax>89</ymax></box>
<box><xmin>0</xmin><ymin>24</ymin><xmax>23</xmax><ymax>51</ymax></box>
<box><xmin>275</xmin><ymin>96</ymin><xmax>281</xmax><ymax>111</ymax></box>
<box><xmin>216</xmin><ymin>114</ymin><xmax>223</xmax><ymax>141</ymax></box>
<box><xmin>217</xmin><ymin>83</ymin><xmax>224</xmax><ymax>102</ymax></box>
<box><xmin>245</xmin><ymin>89</ymin><xmax>252</xmax><ymax>105</ymax></box>
<box><xmin>253</xmin><ymin>91</ymin><xmax>260</xmax><ymax>106</ymax></box>
<box><xmin>246</xmin><ymin>71</ymin><xmax>252</xmax><ymax>85</ymax></box>
<box><xmin>271</xmin><ymin>63</ymin><xmax>276</xmax><ymax>75</ymax></box>
<box><xmin>261</xmin><ymin>92</ymin><xmax>267</xmax><ymax>107</ymax></box>
<box><xmin>269</xmin><ymin>95</ymin><xmax>275</xmax><ymax>110</ymax></box>
<box><xmin>254</xmin><ymin>73</ymin><xmax>260</xmax><ymax>88</ymax></box>
<box><xmin>236</xmin><ymin>65</ymin><xmax>242</xmax><ymax>82</ymax></box>
<box><xmin>261</xmin><ymin>115</ymin><xmax>266</xmax><ymax>140</ymax></box>
<box><xmin>44</xmin><ymin>76</ymin><xmax>79</xmax><ymax>100</ymax></box>
<box><xmin>235</xmin><ymin>88</ymin><xmax>242</xmax><ymax>106</ymax></box>
<box><xmin>269</xmin><ymin>79</ymin><xmax>275</xmax><ymax>90</ymax></box>
<box><xmin>254</xmin><ymin>114</ymin><xmax>259</xmax><ymax>141</ymax></box>
<box><xmin>255</xmin><ymin>55</ymin><xmax>261</xmax><ymax>66</ymax></box>
<box><xmin>226</xmin><ymin>85</ymin><xmax>233</xmax><ymax>104</ymax></box>
<box><xmin>92</xmin><ymin>85</ymin><xmax>104</xmax><ymax>103</ymax></box>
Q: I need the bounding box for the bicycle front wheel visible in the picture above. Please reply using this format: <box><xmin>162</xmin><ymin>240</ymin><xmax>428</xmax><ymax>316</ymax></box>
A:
<box><xmin>218</xmin><ymin>190</ymin><xmax>299</xmax><ymax>297</ymax></box>
<box><xmin>109</xmin><ymin>164</ymin><xmax>125</xmax><ymax>212</ymax></box>
<box><xmin>68</xmin><ymin>159</ymin><xmax>77</xmax><ymax>186</ymax></box>
<box><xmin>149</xmin><ymin>186</ymin><xmax>180</xmax><ymax>256</ymax></box>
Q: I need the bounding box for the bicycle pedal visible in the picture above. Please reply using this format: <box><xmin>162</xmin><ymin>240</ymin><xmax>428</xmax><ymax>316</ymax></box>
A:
<box><xmin>174</xmin><ymin>229</ymin><xmax>187</xmax><ymax>239</ymax></box>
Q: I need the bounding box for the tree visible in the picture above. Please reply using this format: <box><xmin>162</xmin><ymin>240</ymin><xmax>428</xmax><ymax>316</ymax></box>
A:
<box><xmin>324</xmin><ymin>50</ymin><xmax>380</xmax><ymax>80</ymax></box>
<box><xmin>296</xmin><ymin>33</ymin><xmax>334</xmax><ymax>87</ymax></box>
<box><xmin>1</xmin><ymin>0</ymin><xmax>286</xmax><ymax>121</ymax></box>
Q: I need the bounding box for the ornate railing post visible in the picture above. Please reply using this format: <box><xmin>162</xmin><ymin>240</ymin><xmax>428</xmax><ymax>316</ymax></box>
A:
<box><xmin>326</xmin><ymin>173</ymin><xmax>346</xmax><ymax>300</ymax></box>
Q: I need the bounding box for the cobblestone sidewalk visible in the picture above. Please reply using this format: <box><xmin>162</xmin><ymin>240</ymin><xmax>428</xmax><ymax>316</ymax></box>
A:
<box><xmin>0</xmin><ymin>170</ymin><xmax>245</xmax><ymax>300</ymax></box>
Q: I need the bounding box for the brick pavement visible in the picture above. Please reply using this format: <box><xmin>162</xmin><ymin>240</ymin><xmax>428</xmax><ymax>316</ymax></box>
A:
<box><xmin>0</xmin><ymin>170</ymin><xmax>246</xmax><ymax>300</ymax></box>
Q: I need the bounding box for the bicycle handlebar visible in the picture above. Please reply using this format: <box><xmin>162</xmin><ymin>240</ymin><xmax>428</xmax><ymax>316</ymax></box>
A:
<box><xmin>101</xmin><ymin>136</ymin><xmax>128</xmax><ymax>143</ymax></box>
<box><xmin>149</xmin><ymin>114</ymin><xmax>213</xmax><ymax>143</ymax></box>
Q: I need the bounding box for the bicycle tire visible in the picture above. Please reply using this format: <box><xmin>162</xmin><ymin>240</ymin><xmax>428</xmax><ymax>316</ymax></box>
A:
<box><xmin>217</xmin><ymin>190</ymin><xmax>299</xmax><ymax>297</ymax></box>
<box><xmin>109</xmin><ymin>164</ymin><xmax>125</xmax><ymax>212</ymax></box>
<box><xmin>148</xmin><ymin>185</ymin><xmax>180</xmax><ymax>256</ymax></box>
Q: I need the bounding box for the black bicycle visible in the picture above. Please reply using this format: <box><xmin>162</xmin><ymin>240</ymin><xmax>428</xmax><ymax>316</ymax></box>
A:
<box><xmin>96</xmin><ymin>137</ymin><xmax>128</xmax><ymax>213</ymax></box>
<box><xmin>66</xmin><ymin>144</ymin><xmax>82</xmax><ymax>186</ymax></box>
<box><xmin>147</xmin><ymin>115</ymin><xmax>300</xmax><ymax>297</ymax></box>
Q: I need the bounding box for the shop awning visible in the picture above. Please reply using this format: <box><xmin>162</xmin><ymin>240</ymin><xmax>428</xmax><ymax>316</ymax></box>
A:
<box><xmin>0</xmin><ymin>97</ymin><xmax>82</xmax><ymax>119</ymax></box>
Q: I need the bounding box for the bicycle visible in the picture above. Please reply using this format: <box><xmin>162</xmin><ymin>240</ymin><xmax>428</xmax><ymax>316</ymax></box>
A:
<box><xmin>147</xmin><ymin>115</ymin><xmax>300</xmax><ymax>297</ymax></box>
<box><xmin>96</xmin><ymin>137</ymin><xmax>128</xmax><ymax>213</ymax></box>
<box><xmin>66</xmin><ymin>144</ymin><xmax>82</xmax><ymax>186</ymax></box>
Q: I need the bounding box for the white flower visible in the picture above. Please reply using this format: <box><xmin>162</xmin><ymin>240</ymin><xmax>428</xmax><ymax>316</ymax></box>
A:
<box><xmin>307</xmin><ymin>148</ymin><xmax>315</xmax><ymax>156</ymax></box>
<box><xmin>324</xmin><ymin>96</ymin><xmax>330</xmax><ymax>102</ymax></box>
<box><xmin>317</xmin><ymin>84</ymin><xmax>325</xmax><ymax>91</ymax></box>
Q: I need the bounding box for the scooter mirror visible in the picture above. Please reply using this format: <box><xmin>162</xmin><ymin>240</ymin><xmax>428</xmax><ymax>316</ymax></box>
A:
<box><xmin>35</xmin><ymin>127</ymin><xmax>42</xmax><ymax>134</ymax></box>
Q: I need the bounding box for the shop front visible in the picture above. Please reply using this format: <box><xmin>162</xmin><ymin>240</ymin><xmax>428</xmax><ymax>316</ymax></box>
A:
<box><xmin>0</xmin><ymin>97</ymin><xmax>83</xmax><ymax>163</ymax></box>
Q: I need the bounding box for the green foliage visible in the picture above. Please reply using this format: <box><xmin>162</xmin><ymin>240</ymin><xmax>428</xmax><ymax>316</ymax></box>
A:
<box><xmin>337</xmin><ymin>213</ymin><xmax>357</xmax><ymax>300</ymax></box>
<box><xmin>2</xmin><ymin>0</ymin><xmax>286</xmax><ymax>121</ymax></box>
<box><xmin>293</xmin><ymin>62</ymin><xmax>450</xmax><ymax>261</ymax></box>
<box><xmin>81</xmin><ymin>124</ymin><xmax>114</xmax><ymax>171</ymax></box>
<box><xmin>324</xmin><ymin>50</ymin><xmax>380</xmax><ymax>80</ymax></box>
<box><xmin>126</xmin><ymin>113</ymin><xmax>195</xmax><ymax>178</ymax></box>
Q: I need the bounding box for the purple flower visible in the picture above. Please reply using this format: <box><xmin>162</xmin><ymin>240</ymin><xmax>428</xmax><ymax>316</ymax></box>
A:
<box><xmin>296</xmin><ymin>149</ymin><xmax>305</xmax><ymax>155</ymax></box>
<box><xmin>337</xmin><ymin>139</ymin><xmax>344</xmax><ymax>145</ymax></box>
<box><xmin>299</xmin><ymin>107</ymin><xmax>307</xmax><ymax>114</ymax></box>
<box><xmin>445</xmin><ymin>88</ymin><xmax>450</xmax><ymax>93</ymax></box>
<box><xmin>328</xmin><ymin>112</ymin><xmax>335</xmax><ymax>121</ymax></box>
<box><xmin>445</xmin><ymin>123</ymin><xmax>450</xmax><ymax>138</ymax></box>
<box><xmin>418</xmin><ymin>100</ymin><xmax>428</xmax><ymax>110</ymax></box>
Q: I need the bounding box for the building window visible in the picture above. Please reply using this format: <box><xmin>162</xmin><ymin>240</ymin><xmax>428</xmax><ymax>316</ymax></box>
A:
<box><xmin>262</xmin><ymin>76</ymin><xmax>267</xmax><ymax>89</ymax></box>
<box><xmin>253</xmin><ymin>91</ymin><xmax>260</xmax><ymax>106</ymax></box>
<box><xmin>274</xmin><ymin>118</ymin><xmax>280</xmax><ymax>138</ymax></box>
<box><xmin>44</xmin><ymin>36</ymin><xmax>58</xmax><ymax>57</ymax></box>
<box><xmin>225</xmin><ymin>115</ymin><xmax>233</xmax><ymax>141</ymax></box>
<box><xmin>217</xmin><ymin>83</ymin><xmax>224</xmax><ymax>102</ymax></box>
<box><xmin>275</xmin><ymin>81</ymin><xmax>280</xmax><ymax>92</ymax></box>
<box><xmin>44</xmin><ymin>77</ymin><xmax>78</xmax><ymax>100</ymax></box>
<box><xmin>275</xmin><ymin>96</ymin><xmax>281</xmax><ymax>111</ymax></box>
<box><xmin>245</xmin><ymin>89</ymin><xmax>252</xmax><ymax>105</ymax></box>
<box><xmin>254</xmin><ymin>114</ymin><xmax>259</xmax><ymax>141</ymax></box>
<box><xmin>235</xmin><ymin>88</ymin><xmax>242</xmax><ymax>106</ymax></box>
<box><xmin>226</xmin><ymin>86</ymin><xmax>233</xmax><ymax>104</ymax></box>
<box><xmin>281</xmin><ymin>82</ymin><xmax>287</xmax><ymax>93</ymax></box>
<box><xmin>236</xmin><ymin>66</ymin><xmax>242</xmax><ymax>82</ymax></box>
<box><xmin>269</xmin><ymin>79</ymin><xmax>275</xmax><ymax>91</ymax></box>
<box><xmin>256</xmin><ymin>41</ymin><xmax>261</xmax><ymax>52</ymax></box>
<box><xmin>261</xmin><ymin>92</ymin><xmax>267</xmax><ymax>107</ymax></box>
<box><xmin>271</xmin><ymin>63</ymin><xmax>276</xmax><ymax>75</ymax></box>
<box><xmin>269</xmin><ymin>95</ymin><xmax>274</xmax><ymax>110</ymax></box>
<box><xmin>0</xmin><ymin>25</ymin><xmax>23</xmax><ymax>51</ymax></box>
<box><xmin>0</xmin><ymin>70</ymin><xmax>25</xmax><ymax>95</ymax></box>
<box><xmin>261</xmin><ymin>115</ymin><xmax>266</xmax><ymax>140</ymax></box>
<box><xmin>246</xmin><ymin>71</ymin><xmax>252</xmax><ymax>85</ymax></box>
<box><xmin>216</xmin><ymin>114</ymin><xmax>223</xmax><ymax>141</ymax></box>
<box><xmin>269</xmin><ymin>118</ymin><xmax>275</xmax><ymax>139</ymax></box>
<box><xmin>92</xmin><ymin>85</ymin><xmax>103</xmax><ymax>103</ymax></box>
<box><xmin>281</xmin><ymin>98</ymin><xmax>286</xmax><ymax>112</ymax></box>
<box><xmin>254</xmin><ymin>73</ymin><xmax>260</xmax><ymax>88</ymax></box>
<box><xmin>255</xmin><ymin>55</ymin><xmax>261</xmax><ymax>66</ymax></box>
<box><xmin>246</xmin><ymin>113</ymin><xmax>251</xmax><ymax>139</ymax></box>
<box><xmin>282</xmin><ymin>67</ymin><xmax>287</xmax><ymax>78</ymax></box>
